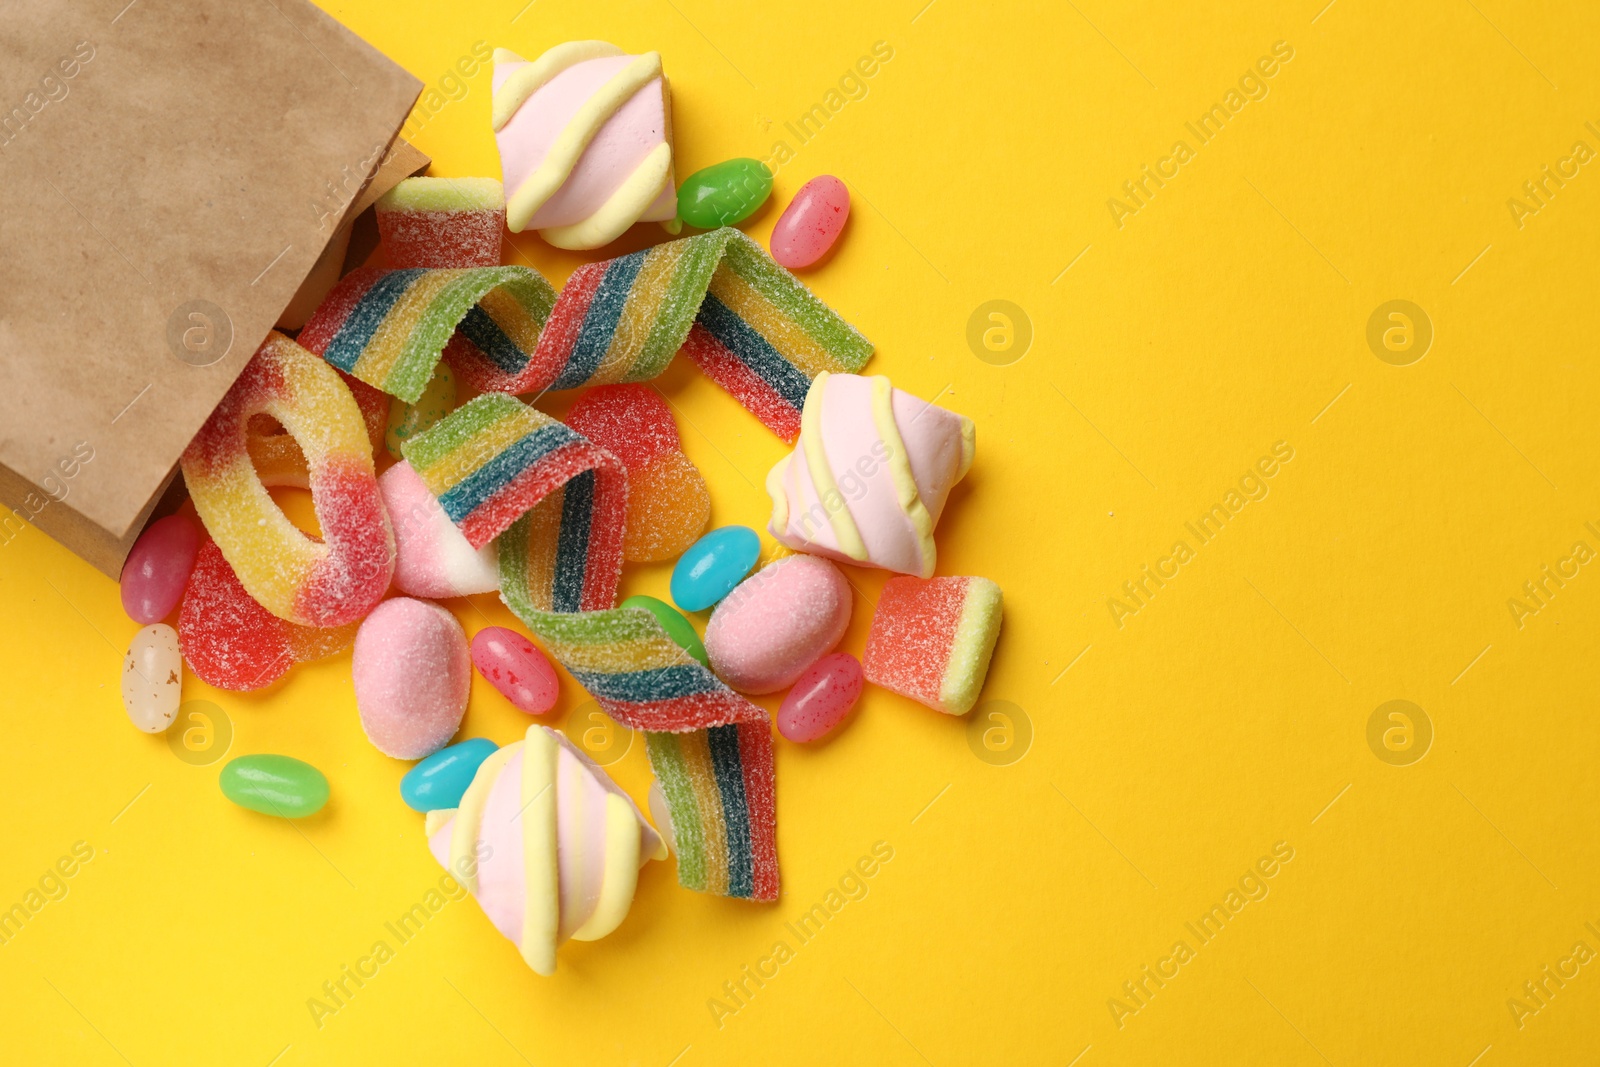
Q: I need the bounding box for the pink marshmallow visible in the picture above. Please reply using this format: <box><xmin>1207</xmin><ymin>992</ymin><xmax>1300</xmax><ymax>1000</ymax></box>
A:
<box><xmin>704</xmin><ymin>555</ymin><xmax>851</xmax><ymax>694</ymax></box>
<box><xmin>353</xmin><ymin>597</ymin><xmax>471</xmax><ymax>759</ymax></box>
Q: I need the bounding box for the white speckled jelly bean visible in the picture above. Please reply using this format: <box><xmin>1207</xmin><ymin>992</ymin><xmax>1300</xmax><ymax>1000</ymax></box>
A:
<box><xmin>121</xmin><ymin>624</ymin><xmax>181</xmax><ymax>733</ymax></box>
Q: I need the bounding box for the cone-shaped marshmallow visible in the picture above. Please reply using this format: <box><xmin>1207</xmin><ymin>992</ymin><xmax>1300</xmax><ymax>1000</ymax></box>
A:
<box><xmin>766</xmin><ymin>373</ymin><xmax>975</xmax><ymax>578</ymax></box>
<box><xmin>491</xmin><ymin>42</ymin><xmax>677</xmax><ymax>249</ymax></box>
<box><xmin>426</xmin><ymin>724</ymin><xmax>666</xmax><ymax>975</ymax></box>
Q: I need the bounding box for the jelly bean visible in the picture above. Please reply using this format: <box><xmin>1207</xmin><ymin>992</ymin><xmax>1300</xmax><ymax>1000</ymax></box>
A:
<box><xmin>778</xmin><ymin>652</ymin><xmax>864</xmax><ymax>743</ymax></box>
<box><xmin>385</xmin><ymin>364</ymin><xmax>457</xmax><ymax>459</ymax></box>
<box><xmin>219</xmin><ymin>754</ymin><xmax>329</xmax><ymax>818</ymax></box>
<box><xmin>470</xmin><ymin>626</ymin><xmax>559</xmax><ymax>714</ymax></box>
<box><xmin>120</xmin><ymin>514</ymin><xmax>200</xmax><ymax>624</ymax></box>
<box><xmin>620</xmin><ymin>595</ymin><xmax>709</xmax><ymax>667</ymax></box>
<box><xmin>704</xmin><ymin>556</ymin><xmax>850</xmax><ymax>694</ymax></box>
<box><xmin>770</xmin><ymin>175</ymin><xmax>850</xmax><ymax>270</ymax></box>
<box><xmin>400</xmin><ymin>737</ymin><xmax>499</xmax><ymax>812</ymax></box>
<box><xmin>353</xmin><ymin>598</ymin><xmax>471</xmax><ymax>759</ymax></box>
<box><xmin>670</xmin><ymin>525</ymin><xmax>761</xmax><ymax>612</ymax></box>
<box><xmin>121</xmin><ymin>624</ymin><xmax>181</xmax><ymax>733</ymax></box>
<box><xmin>677</xmin><ymin>158</ymin><xmax>773</xmax><ymax>229</ymax></box>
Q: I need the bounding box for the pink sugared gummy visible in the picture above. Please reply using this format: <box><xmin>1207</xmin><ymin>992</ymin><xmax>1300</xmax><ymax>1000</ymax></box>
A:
<box><xmin>769</xmin><ymin>175</ymin><xmax>850</xmax><ymax>270</ymax></box>
<box><xmin>471</xmin><ymin>626</ymin><xmax>559</xmax><ymax>714</ymax></box>
<box><xmin>120</xmin><ymin>514</ymin><xmax>201</xmax><ymax>624</ymax></box>
<box><xmin>704</xmin><ymin>555</ymin><xmax>851</xmax><ymax>694</ymax></box>
<box><xmin>352</xmin><ymin>597</ymin><xmax>471</xmax><ymax>759</ymax></box>
<box><xmin>778</xmin><ymin>651</ymin><xmax>863</xmax><ymax>743</ymax></box>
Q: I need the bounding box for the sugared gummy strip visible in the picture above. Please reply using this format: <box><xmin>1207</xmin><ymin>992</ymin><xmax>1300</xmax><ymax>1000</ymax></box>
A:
<box><xmin>300</xmin><ymin>265</ymin><xmax>557</xmax><ymax>405</ymax></box>
<box><xmin>863</xmin><ymin>576</ymin><xmax>1004</xmax><ymax>716</ymax></box>
<box><xmin>401</xmin><ymin>393</ymin><xmax>628</xmax><ymax>557</ymax></box>
<box><xmin>499</xmin><ymin>515</ymin><xmax>778</xmax><ymax>900</ymax></box>
<box><xmin>180</xmin><ymin>332</ymin><xmax>394</xmax><ymax>628</ymax></box>
<box><xmin>299</xmin><ymin>227</ymin><xmax>873</xmax><ymax>441</ymax></box>
<box><xmin>408</xmin><ymin>396</ymin><xmax>778</xmax><ymax>899</ymax></box>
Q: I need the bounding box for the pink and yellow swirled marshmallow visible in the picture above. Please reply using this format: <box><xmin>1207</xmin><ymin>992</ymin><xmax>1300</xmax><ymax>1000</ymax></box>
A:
<box><xmin>766</xmin><ymin>372</ymin><xmax>975</xmax><ymax>578</ymax></box>
<box><xmin>492</xmin><ymin>41</ymin><xmax>677</xmax><ymax>249</ymax></box>
<box><xmin>425</xmin><ymin>724</ymin><xmax>666</xmax><ymax>975</ymax></box>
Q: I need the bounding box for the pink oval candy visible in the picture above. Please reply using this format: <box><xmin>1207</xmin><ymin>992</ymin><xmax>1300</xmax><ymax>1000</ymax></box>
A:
<box><xmin>120</xmin><ymin>514</ymin><xmax>201</xmax><ymax>624</ymax></box>
<box><xmin>471</xmin><ymin>626</ymin><xmax>558</xmax><ymax>714</ymax></box>
<box><xmin>770</xmin><ymin>175</ymin><xmax>850</xmax><ymax>270</ymax></box>
<box><xmin>705</xmin><ymin>555</ymin><xmax>851</xmax><ymax>694</ymax></box>
<box><xmin>778</xmin><ymin>652</ymin><xmax>863</xmax><ymax>743</ymax></box>
<box><xmin>352</xmin><ymin>597</ymin><xmax>471</xmax><ymax>759</ymax></box>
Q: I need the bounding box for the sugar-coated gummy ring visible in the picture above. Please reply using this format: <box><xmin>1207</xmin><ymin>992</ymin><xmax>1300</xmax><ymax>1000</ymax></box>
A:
<box><xmin>181</xmin><ymin>331</ymin><xmax>394</xmax><ymax>628</ymax></box>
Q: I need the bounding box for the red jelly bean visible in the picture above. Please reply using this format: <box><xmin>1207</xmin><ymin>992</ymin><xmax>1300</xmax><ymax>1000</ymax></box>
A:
<box><xmin>770</xmin><ymin>175</ymin><xmax>850</xmax><ymax>270</ymax></box>
<box><xmin>120</xmin><ymin>514</ymin><xmax>201</xmax><ymax>624</ymax></box>
<box><xmin>471</xmin><ymin>626</ymin><xmax>559</xmax><ymax>714</ymax></box>
<box><xmin>777</xmin><ymin>651</ymin><xmax>864</xmax><ymax>743</ymax></box>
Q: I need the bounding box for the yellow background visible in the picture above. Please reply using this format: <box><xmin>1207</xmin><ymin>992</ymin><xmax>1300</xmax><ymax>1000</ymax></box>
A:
<box><xmin>5</xmin><ymin>0</ymin><xmax>1600</xmax><ymax>1063</ymax></box>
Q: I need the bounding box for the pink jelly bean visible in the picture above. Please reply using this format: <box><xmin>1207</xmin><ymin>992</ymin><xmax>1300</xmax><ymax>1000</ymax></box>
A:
<box><xmin>770</xmin><ymin>175</ymin><xmax>850</xmax><ymax>270</ymax></box>
<box><xmin>778</xmin><ymin>652</ymin><xmax>864</xmax><ymax>743</ymax></box>
<box><xmin>120</xmin><ymin>514</ymin><xmax>201</xmax><ymax>624</ymax></box>
<box><xmin>471</xmin><ymin>626</ymin><xmax>559</xmax><ymax>714</ymax></box>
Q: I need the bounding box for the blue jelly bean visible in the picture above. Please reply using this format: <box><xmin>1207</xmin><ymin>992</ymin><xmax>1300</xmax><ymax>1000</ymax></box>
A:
<box><xmin>400</xmin><ymin>738</ymin><xmax>498</xmax><ymax>813</ymax></box>
<box><xmin>670</xmin><ymin>525</ymin><xmax>761</xmax><ymax>612</ymax></box>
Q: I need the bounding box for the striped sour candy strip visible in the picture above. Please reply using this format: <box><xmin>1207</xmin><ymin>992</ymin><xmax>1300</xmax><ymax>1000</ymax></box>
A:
<box><xmin>300</xmin><ymin>227</ymin><xmax>872</xmax><ymax>443</ymax></box>
<box><xmin>404</xmin><ymin>394</ymin><xmax>778</xmax><ymax>900</ymax></box>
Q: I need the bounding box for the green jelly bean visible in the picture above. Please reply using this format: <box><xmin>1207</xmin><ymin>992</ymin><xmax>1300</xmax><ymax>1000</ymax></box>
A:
<box><xmin>677</xmin><ymin>158</ymin><xmax>773</xmax><ymax>229</ymax></box>
<box><xmin>621</xmin><ymin>594</ymin><xmax>709</xmax><ymax>667</ymax></box>
<box><xmin>386</xmin><ymin>364</ymin><xmax>457</xmax><ymax>459</ymax></box>
<box><xmin>219</xmin><ymin>754</ymin><xmax>329</xmax><ymax>818</ymax></box>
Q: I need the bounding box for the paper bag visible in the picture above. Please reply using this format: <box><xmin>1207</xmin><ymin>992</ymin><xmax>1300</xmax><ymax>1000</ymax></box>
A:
<box><xmin>0</xmin><ymin>0</ymin><xmax>425</xmax><ymax>576</ymax></box>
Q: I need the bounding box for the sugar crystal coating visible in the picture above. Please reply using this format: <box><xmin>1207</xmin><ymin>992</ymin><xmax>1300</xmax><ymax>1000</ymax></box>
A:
<box><xmin>862</xmin><ymin>575</ymin><xmax>1003</xmax><ymax>715</ymax></box>
<box><xmin>565</xmin><ymin>385</ymin><xmax>709</xmax><ymax>562</ymax></box>
<box><xmin>181</xmin><ymin>332</ymin><xmax>394</xmax><ymax>628</ymax></box>
<box><xmin>352</xmin><ymin>597</ymin><xmax>472</xmax><ymax>760</ymax></box>
<box><xmin>376</xmin><ymin>177</ymin><xmax>505</xmax><ymax>268</ymax></box>
<box><xmin>178</xmin><ymin>541</ymin><xmax>357</xmax><ymax>692</ymax></box>
<box><xmin>704</xmin><ymin>556</ymin><xmax>851</xmax><ymax>694</ymax></box>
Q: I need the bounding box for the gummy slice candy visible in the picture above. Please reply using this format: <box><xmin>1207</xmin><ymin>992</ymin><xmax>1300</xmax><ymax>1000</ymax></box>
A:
<box><xmin>179</xmin><ymin>541</ymin><xmax>358</xmax><ymax>692</ymax></box>
<box><xmin>376</xmin><ymin>177</ymin><xmax>505</xmax><ymax>268</ymax></box>
<box><xmin>299</xmin><ymin>227</ymin><xmax>873</xmax><ymax>442</ymax></box>
<box><xmin>564</xmin><ymin>385</ymin><xmax>709</xmax><ymax>562</ymax></box>
<box><xmin>180</xmin><ymin>332</ymin><xmax>394</xmax><ymax>628</ymax></box>
<box><xmin>863</xmin><ymin>576</ymin><xmax>1003</xmax><ymax>716</ymax></box>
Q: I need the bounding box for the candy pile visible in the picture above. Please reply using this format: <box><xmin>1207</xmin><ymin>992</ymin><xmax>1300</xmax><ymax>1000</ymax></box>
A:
<box><xmin>112</xmin><ymin>36</ymin><xmax>1002</xmax><ymax>977</ymax></box>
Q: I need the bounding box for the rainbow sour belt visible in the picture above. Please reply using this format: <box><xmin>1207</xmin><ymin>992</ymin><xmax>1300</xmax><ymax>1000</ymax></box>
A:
<box><xmin>404</xmin><ymin>394</ymin><xmax>779</xmax><ymax>900</ymax></box>
<box><xmin>299</xmin><ymin>227</ymin><xmax>873</xmax><ymax>442</ymax></box>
